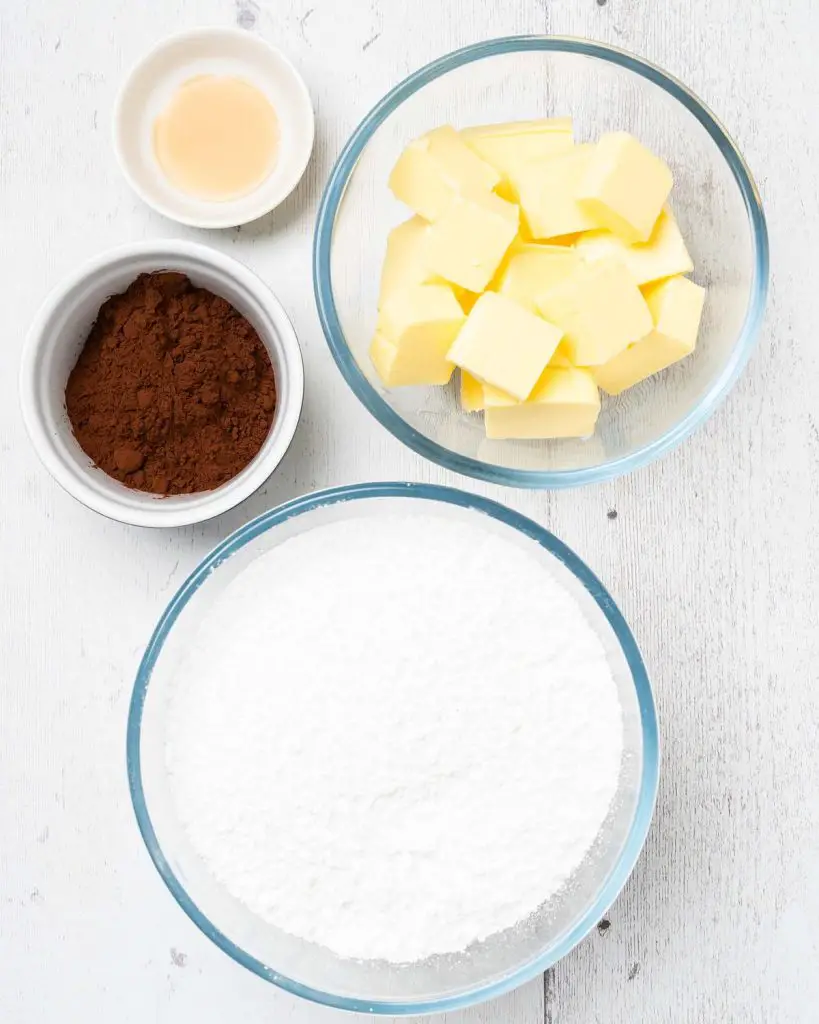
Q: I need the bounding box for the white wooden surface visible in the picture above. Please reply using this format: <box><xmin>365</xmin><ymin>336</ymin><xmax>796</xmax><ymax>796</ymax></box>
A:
<box><xmin>1</xmin><ymin>1</ymin><xmax>816</xmax><ymax>1021</ymax></box>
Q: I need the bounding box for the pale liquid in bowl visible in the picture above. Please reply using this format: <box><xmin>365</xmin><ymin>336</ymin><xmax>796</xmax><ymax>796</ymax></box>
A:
<box><xmin>153</xmin><ymin>75</ymin><xmax>279</xmax><ymax>201</ymax></box>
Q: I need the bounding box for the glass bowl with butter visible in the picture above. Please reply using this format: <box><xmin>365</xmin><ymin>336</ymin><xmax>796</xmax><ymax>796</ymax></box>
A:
<box><xmin>314</xmin><ymin>37</ymin><xmax>769</xmax><ymax>487</ymax></box>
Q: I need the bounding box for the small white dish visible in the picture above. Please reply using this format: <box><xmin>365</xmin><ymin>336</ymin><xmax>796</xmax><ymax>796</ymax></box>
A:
<box><xmin>20</xmin><ymin>240</ymin><xmax>304</xmax><ymax>528</ymax></box>
<box><xmin>114</xmin><ymin>29</ymin><xmax>315</xmax><ymax>228</ymax></box>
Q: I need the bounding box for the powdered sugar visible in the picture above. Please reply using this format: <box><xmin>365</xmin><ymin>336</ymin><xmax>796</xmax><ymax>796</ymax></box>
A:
<box><xmin>165</xmin><ymin>511</ymin><xmax>623</xmax><ymax>963</ymax></box>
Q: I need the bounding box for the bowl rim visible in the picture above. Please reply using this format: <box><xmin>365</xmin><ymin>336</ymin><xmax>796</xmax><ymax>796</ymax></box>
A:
<box><xmin>18</xmin><ymin>238</ymin><xmax>305</xmax><ymax>528</ymax></box>
<box><xmin>126</xmin><ymin>481</ymin><xmax>660</xmax><ymax>1014</ymax></box>
<box><xmin>313</xmin><ymin>35</ymin><xmax>770</xmax><ymax>489</ymax></box>
<box><xmin>113</xmin><ymin>27</ymin><xmax>316</xmax><ymax>229</ymax></box>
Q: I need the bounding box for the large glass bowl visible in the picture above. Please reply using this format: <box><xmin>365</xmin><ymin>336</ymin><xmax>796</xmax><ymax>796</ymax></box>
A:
<box><xmin>127</xmin><ymin>482</ymin><xmax>659</xmax><ymax>1014</ymax></box>
<box><xmin>313</xmin><ymin>38</ymin><xmax>768</xmax><ymax>488</ymax></box>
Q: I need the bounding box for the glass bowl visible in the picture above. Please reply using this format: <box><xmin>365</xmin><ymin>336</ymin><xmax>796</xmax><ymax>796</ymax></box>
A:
<box><xmin>313</xmin><ymin>38</ymin><xmax>769</xmax><ymax>488</ymax></box>
<box><xmin>127</xmin><ymin>482</ymin><xmax>659</xmax><ymax>1014</ymax></box>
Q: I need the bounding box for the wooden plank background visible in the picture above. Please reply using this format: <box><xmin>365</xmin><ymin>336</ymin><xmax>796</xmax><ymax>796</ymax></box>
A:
<box><xmin>1</xmin><ymin>1</ymin><xmax>816</xmax><ymax>1021</ymax></box>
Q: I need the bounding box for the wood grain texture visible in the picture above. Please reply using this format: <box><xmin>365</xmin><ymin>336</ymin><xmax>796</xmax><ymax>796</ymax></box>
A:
<box><xmin>1</xmin><ymin>1</ymin><xmax>816</xmax><ymax>1022</ymax></box>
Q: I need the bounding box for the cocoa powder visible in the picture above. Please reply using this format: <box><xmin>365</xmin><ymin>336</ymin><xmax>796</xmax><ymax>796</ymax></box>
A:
<box><xmin>65</xmin><ymin>272</ymin><xmax>276</xmax><ymax>495</ymax></box>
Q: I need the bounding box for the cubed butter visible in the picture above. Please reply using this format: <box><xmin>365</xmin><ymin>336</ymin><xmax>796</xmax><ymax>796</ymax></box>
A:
<box><xmin>447</xmin><ymin>291</ymin><xmax>562</xmax><ymax>400</ymax></box>
<box><xmin>594</xmin><ymin>275</ymin><xmax>706</xmax><ymax>394</ymax></box>
<box><xmin>574</xmin><ymin>207</ymin><xmax>693</xmax><ymax>286</ymax></box>
<box><xmin>460</xmin><ymin>119</ymin><xmax>574</xmax><ymax>199</ymax></box>
<box><xmin>388</xmin><ymin>125</ymin><xmax>501</xmax><ymax>222</ymax></box>
<box><xmin>462</xmin><ymin>117</ymin><xmax>573</xmax><ymax>141</ymax></box>
<box><xmin>577</xmin><ymin>132</ymin><xmax>673</xmax><ymax>243</ymax></box>
<box><xmin>372</xmin><ymin>284</ymin><xmax>465</xmax><ymax>386</ymax></box>
<box><xmin>369</xmin><ymin>329</ymin><xmax>456</xmax><ymax>387</ymax></box>
<box><xmin>484</xmin><ymin>367</ymin><xmax>601</xmax><ymax>439</ymax></box>
<box><xmin>536</xmin><ymin>257</ymin><xmax>653</xmax><ymax>366</ymax></box>
<box><xmin>496</xmin><ymin>243</ymin><xmax>580</xmax><ymax>312</ymax></box>
<box><xmin>424</xmin><ymin>190</ymin><xmax>519</xmax><ymax>292</ymax></box>
<box><xmin>460</xmin><ymin>370</ymin><xmax>485</xmax><ymax>412</ymax></box>
<box><xmin>369</xmin><ymin>333</ymin><xmax>404</xmax><ymax>387</ymax></box>
<box><xmin>378</xmin><ymin>216</ymin><xmax>442</xmax><ymax>304</ymax></box>
<box><xmin>376</xmin><ymin>117</ymin><xmax>697</xmax><ymax>443</ymax></box>
<box><xmin>643</xmin><ymin>274</ymin><xmax>706</xmax><ymax>342</ymax></box>
<box><xmin>510</xmin><ymin>145</ymin><xmax>601</xmax><ymax>240</ymax></box>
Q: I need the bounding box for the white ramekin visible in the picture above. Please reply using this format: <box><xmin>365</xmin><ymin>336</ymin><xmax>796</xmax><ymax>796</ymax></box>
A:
<box><xmin>113</xmin><ymin>29</ymin><xmax>315</xmax><ymax>229</ymax></box>
<box><xmin>19</xmin><ymin>240</ymin><xmax>304</xmax><ymax>528</ymax></box>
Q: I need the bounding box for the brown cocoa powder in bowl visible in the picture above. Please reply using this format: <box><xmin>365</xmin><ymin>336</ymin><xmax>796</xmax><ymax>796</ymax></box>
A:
<box><xmin>65</xmin><ymin>272</ymin><xmax>276</xmax><ymax>495</ymax></box>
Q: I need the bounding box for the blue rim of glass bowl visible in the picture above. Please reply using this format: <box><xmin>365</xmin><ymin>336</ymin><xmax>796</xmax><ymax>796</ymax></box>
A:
<box><xmin>313</xmin><ymin>36</ymin><xmax>770</xmax><ymax>489</ymax></box>
<box><xmin>127</xmin><ymin>481</ymin><xmax>659</xmax><ymax>1015</ymax></box>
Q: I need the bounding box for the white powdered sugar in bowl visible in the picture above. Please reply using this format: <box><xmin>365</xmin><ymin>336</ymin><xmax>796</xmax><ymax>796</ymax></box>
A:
<box><xmin>164</xmin><ymin>512</ymin><xmax>624</xmax><ymax>964</ymax></box>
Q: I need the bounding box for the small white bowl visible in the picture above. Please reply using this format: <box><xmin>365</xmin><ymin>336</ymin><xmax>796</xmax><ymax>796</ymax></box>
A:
<box><xmin>20</xmin><ymin>240</ymin><xmax>304</xmax><ymax>528</ymax></box>
<box><xmin>114</xmin><ymin>29</ymin><xmax>315</xmax><ymax>228</ymax></box>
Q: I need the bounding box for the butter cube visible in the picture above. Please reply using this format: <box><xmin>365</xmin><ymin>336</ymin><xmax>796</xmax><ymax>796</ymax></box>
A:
<box><xmin>369</xmin><ymin>333</ymin><xmax>405</xmax><ymax>387</ymax></box>
<box><xmin>369</xmin><ymin>329</ymin><xmax>456</xmax><ymax>387</ymax></box>
<box><xmin>594</xmin><ymin>276</ymin><xmax>706</xmax><ymax>394</ymax></box>
<box><xmin>460</xmin><ymin>370</ymin><xmax>485</xmax><ymax>412</ymax></box>
<box><xmin>424</xmin><ymin>191</ymin><xmax>519</xmax><ymax>293</ymax></box>
<box><xmin>462</xmin><ymin>117</ymin><xmax>572</xmax><ymax>143</ymax></box>
<box><xmin>484</xmin><ymin>367</ymin><xmax>601</xmax><ymax>439</ymax></box>
<box><xmin>510</xmin><ymin>146</ymin><xmax>601</xmax><ymax>240</ymax></box>
<box><xmin>460</xmin><ymin>119</ymin><xmax>574</xmax><ymax>198</ymax></box>
<box><xmin>496</xmin><ymin>243</ymin><xmax>580</xmax><ymax>312</ymax></box>
<box><xmin>644</xmin><ymin>274</ymin><xmax>706</xmax><ymax>339</ymax></box>
<box><xmin>574</xmin><ymin>207</ymin><xmax>693</xmax><ymax>286</ymax></box>
<box><xmin>378</xmin><ymin>216</ymin><xmax>442</xmax><ymax>304</ymax></box>
<box><xmin>577</xmin><ymin>132</ymin><xmax>673</xmax><ymax>243</ymax></box>
<box><xmin>536</xmin><ymin>257</ymin><xmax>652</xmax><ymax>366</ymax></box>
<box><xmin>388</xmin><ymin>126</ymin><xmax>501</xmax><ymax>222</ymax></box>
<box><xmin>372</xmin><ymin>284</ymin><xmax>465</xmax><ymax>387</ymax></box>
<box><xmin>447</xmin><ymin>292</ymin><xmax>562</xmax><ymax>401</ymax></box>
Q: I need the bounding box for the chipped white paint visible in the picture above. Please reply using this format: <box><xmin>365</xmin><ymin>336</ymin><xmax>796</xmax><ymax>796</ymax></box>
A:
<box><xmin>0</xmin><ymin>1</ymin><xmax>816</xmax><ymax>1023</ymax></box>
